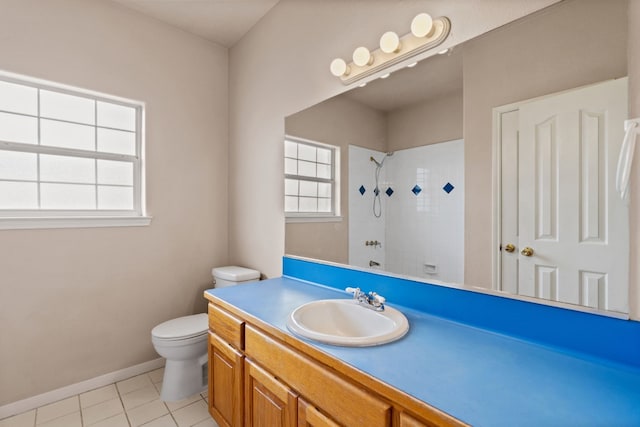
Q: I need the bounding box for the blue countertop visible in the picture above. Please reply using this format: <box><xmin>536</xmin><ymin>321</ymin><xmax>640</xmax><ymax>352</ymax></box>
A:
<box><xmin>205</xmin><ymin>277</ymin><xmax>640</xmax><ymax>426</ymax></box>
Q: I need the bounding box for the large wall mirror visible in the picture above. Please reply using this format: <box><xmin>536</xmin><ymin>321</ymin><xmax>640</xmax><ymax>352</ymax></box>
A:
<box><xmin>285</xmin><ymin>0</ymin><xmax>630</xmax><ymax>315</ymax></box>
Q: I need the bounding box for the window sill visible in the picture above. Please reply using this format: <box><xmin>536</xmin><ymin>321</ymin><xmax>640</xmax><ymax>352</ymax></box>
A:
<box><xmin>285</xmin><ymin>216</ymin><xmax>343</xmax><ymax>224</ymax></box>
<box><xmin>0</xmin><ymin>216</ymin><xmax>152</xmax><ymax>230</ymax></box>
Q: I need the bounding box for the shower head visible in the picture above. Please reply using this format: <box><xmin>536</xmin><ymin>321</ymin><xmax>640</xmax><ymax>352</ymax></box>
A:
<box><xmin>370</xmin><ymin>152</ymin><xmax>394</xmax><ymax>167</ymax></box>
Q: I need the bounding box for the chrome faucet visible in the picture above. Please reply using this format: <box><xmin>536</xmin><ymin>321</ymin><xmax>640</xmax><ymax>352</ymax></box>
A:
<box><xmin>345</xmin><ymin>287</ymin><xmax>386</xmax><ymax>311</ymax></box>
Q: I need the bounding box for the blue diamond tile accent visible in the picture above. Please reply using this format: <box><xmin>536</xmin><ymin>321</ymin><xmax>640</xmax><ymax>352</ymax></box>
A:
<box><xmin>412</xmin><ymin>185</ymin><xmax>422</xmax><ymax>195</ymax></box>
<box><xmin>374</xmin><ymin>187</ymin><xmax>380</xmax><ymax>196</ymax></box>
<box><xmin>358</xmin><ymin>185</ymin><xmax>366</xmax><ymax>195</ymax></box>
<box><xmin>385</xmin><ymin>187</ymin><xmax>394</xmax><ymax>197</ymax></box>
<box><xmin>443</xmin><ymin>182</ymin><xmax>455</xmax><ymax>194</ymax></box>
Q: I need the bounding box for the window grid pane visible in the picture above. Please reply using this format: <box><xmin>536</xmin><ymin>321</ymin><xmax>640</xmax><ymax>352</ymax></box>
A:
<box><xmin>40</xmin><ymin>119</ymin><xmax>95</xmax><ymax>151</ymax></box>
<box><xmin>0</xmin><ymin>74</ymin><xmax>142</xmax><ymax>215</ymax></box>
<box><xmin>0</xmin><ymin>112</ymin><xmax>38</xmax><ymax>145</ymax></box>
<box><xmin>284</xmin><ymin>138</ymin><xmax>336</xmax><ymax>215</ymax></box>
<box><xmin>0</xmin><ymin>80</ymin><xmax>37</xmax><ymax>115</ymax></box>
<box><xmin>40</xmin><ymin>90</ymin><xmax>95</xmax><ymax>125</ymax></box>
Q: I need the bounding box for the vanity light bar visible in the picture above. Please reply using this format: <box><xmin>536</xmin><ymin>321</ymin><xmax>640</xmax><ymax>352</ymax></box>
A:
<box><xmin>330</xmin><ymin>13</ymin><xmax>451</xmax><ymax>85</ymax></box>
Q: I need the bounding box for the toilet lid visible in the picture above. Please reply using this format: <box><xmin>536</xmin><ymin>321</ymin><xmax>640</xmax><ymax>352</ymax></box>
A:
<box><xmin>152</xmin><ymin>313</ymin><xmax>208</xmax><ymax>340</ymax></box>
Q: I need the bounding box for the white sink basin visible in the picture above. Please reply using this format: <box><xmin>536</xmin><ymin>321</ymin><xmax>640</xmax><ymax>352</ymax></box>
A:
<box><xmin>286</xmin><ymin>299</ymin><xmax>409</xmax><ymax>347</ymax></box>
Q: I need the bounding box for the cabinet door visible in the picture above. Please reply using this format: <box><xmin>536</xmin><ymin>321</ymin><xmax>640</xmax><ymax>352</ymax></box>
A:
<box><xmin>209</xmin><ymin>332</ymin><xmax>244</xmax><ymax>427</ymax></box>
<box><xmin>398</xmin><ymin>411</ymin><xmax>442</xmax><ymax>427</ymax></box>
<box><xmin>245</xmin><ymin>325</ymin><xmax>392</xmax><ymax>427</ymax></box>
<box><xmin>298</xmin><ymin>399</ymin><xmax>340</xmax><ymax>427</ymax></box>
<box><xmin>245</xmin><ymin>358</ymin><xmax>298</xmax><ymax>427</ymax></box>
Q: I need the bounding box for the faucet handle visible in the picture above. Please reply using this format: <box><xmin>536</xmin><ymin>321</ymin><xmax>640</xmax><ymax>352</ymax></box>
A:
<box><xmin>345</xmin><ymin>287</ymin><xmax>361</xmax><ymax>298</ymax></box>
<box><xmin>369</xmin><ymin>292</ymin><xmax>386</xmax><ymax>304</ymax></box>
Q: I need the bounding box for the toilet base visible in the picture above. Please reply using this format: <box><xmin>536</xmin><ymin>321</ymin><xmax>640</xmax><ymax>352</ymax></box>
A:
<box><xmin>160</xmin><ymin>354</ymin><xmax>208</xmax><ymax>401</ymax></box>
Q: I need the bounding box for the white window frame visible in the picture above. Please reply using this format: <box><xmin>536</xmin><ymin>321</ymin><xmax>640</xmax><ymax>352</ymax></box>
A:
<box><xmin>284</xmin><ymin>135</ymin><xmax>341</xmax><ymax>223</ymax></box>
<box><xmin>0</xmin><ymin>70</ymin><xmax>150</xmax><ymax>230</ymax></box>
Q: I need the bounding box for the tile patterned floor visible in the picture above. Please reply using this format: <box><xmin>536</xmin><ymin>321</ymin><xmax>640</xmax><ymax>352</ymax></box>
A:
<box><xmin>0</xmin><ymin>368</ymin><xmax>218</xmax><ymax>427</ymax></box>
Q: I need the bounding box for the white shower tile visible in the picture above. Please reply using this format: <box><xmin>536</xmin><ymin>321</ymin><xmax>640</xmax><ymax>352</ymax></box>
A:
<box><xmin>354</xmin><ymin>140</ymin><xmax>464</xmax><ymax>282</ymax></box>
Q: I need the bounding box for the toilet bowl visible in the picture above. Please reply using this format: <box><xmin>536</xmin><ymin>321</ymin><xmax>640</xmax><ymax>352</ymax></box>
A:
<box><xmin>151</xmin><ymin>313</ymin><xmax>208</xmax><ymax>401</ymax></box>
<box><xmin>151</xmin><ymin>266</ymin><xmax>260</xmax><ymax>401</ymax></box>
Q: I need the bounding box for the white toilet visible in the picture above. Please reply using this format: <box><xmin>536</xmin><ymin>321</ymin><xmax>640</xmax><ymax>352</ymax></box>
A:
<box><xmin>151</xmin><ymin>266</ymin><xmax>260</xmax><ymax>401</ymax></box>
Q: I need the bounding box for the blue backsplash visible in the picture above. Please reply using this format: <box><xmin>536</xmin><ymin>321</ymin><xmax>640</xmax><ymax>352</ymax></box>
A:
<box><xmin>283</xmin><ymin>256</ymin><xmax>640</xmax><ymax>370</ymax></box>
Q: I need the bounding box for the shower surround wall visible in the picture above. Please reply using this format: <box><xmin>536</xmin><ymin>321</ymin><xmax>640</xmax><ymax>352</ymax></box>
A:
<box><xmin>349</xmin><ymin>140</ymin><xmax>464</xmax><ymax>283</ymax></box>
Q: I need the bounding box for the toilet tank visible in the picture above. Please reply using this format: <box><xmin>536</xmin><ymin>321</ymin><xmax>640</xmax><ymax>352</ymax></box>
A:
<box><xmin>212</xmin><ymin>266</ymin><xmax>260</xmax><ymax>288</ymax></box>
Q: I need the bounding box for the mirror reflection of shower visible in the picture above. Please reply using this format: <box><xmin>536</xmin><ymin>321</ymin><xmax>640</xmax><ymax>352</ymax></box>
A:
<box><xmin>349</xmin><ymin>142</ymin><xmax>464</xmax><ymax>283</ymax></box>
<box><xmin>371</xmin><ymin>152</ymin><xmax>394</xmax><ymax>218</ymax></box>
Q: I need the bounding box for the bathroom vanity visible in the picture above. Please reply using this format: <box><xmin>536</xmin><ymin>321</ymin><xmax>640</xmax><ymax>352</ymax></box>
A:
<box><xmin>205</xmin><ymin>283</ymin><xmax>461</xmax><ymax>426</ymax></box>
<box><xmin>204</xmin><ymin>258</ymin><xmax>640</xmax><ymax>427</ymax></box>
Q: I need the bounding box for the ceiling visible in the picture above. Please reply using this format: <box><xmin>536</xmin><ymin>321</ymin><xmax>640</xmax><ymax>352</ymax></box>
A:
<box><xmin>344</xmin><ymin>47</ymin><xmax>463</xmax><ymax>112</ymax></box>
<box><xmin>110</xmin><ymin>0</ymin><xmax>281</xmax><ymax>47</ymax></box>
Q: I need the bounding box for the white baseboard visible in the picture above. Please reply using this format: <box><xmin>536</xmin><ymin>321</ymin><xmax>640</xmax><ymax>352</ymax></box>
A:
<box><xmin>0</xmin><ymin>358</ymin><xmax>165</xmax><ymax>420</ymax></box>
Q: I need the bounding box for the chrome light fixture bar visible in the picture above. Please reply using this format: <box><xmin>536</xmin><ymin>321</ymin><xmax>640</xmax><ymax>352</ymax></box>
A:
<box><xmin>330</xmin><ymin>13</ymin><xmax>451</xmax><ymax>85</ymax></box>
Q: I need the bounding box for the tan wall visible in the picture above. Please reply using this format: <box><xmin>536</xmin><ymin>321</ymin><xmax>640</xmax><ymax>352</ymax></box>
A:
<box><xmin>285</xmin><ymin>96</ymin><xmax>386</xmax><ymax>263</ymax></box>
<box><xmin>629</xmin><ymin>0</ymin><xmax>640</xmax><ymax>319</ymax></box>
<box><xmin>229</xmin><ymin>0</ymin><xmax>561</xmax><ymax>280</ymax></box>
<box><xmin>0</xmin><ymin>0</ymin><xmax>228</xmax><ymax>404</ymax></box>
<box><xmin>462</xmin><ymin>0</ymin><xmax>628</xmax><ymax>288</ymax></box>
<box><xmin>387</xmin><ymin>90</ymin><xmax>463</xmax><ymax>151</ymax></box>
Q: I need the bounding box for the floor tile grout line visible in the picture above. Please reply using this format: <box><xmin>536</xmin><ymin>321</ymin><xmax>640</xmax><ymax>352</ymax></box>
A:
<box><xmin>79</xmin><ymin>384</ymin><xmax>119</xmax><ymax>411</ymax></box>
<box><xmin>115</xmin><ymin>379</ymin><xmax>132</xmax><ymax>427</ymax></box>
<box><xmin>77</xmin><ymin>395</ymin><xmax>84</xmax><ymax>427</ymax></box>
<box><xmin>33</xmin><ymin>395</ymin><xmax>81</xmax><ymax>427</ymax></box>
<box><xmin>3</xmin><ymin>368</ymin><xmax>217</xmax><ymax>427</ymax></box>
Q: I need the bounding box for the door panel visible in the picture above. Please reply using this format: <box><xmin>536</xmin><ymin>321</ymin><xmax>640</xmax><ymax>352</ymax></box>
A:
<box><xmin>501</xmin><ymin>78</ymin><xmax>628</xmax><ymax>313</ymax></box>
<box><xmin>499</xmin><ymin>109</ymin><xmax>520</xmax><ymax>294</ymax></box>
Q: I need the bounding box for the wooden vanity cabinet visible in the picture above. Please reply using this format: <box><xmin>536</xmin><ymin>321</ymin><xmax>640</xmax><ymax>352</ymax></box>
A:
<box><xmin>207</xmin><ymin>301</ymin><xmax>466</xmax><ymax>427</ymax></box>
<box><xmin>244</xmin><ymin>325</ymin><xmax>391</xmax><ymax>427</ymax></box>
<box><xmin>298</xmin><ymin>399</ymin><xmax>340</xmax><ymax>427</ymax></box>
<box><xmin>208</xmin><ymin>304</ymin><xmax>245</xmax><ymax>427</ymax></box>
<box><xmin>208</xmin><ymin>332</ymin><xmax>244</xmax><ymax>427</ymax></box>
<box><xmin>244</xmin><ymin>358</ymin><xmax>298</xmax><ymax>427</ymax></box>
<box><xmin>398</xmin><ymin>411</ymin><xmax>442</xmax><ymax>427</ymax></box>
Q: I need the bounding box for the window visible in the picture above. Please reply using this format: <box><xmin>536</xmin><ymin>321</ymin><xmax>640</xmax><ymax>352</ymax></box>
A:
<box><xmin>0</xmin><ymin>71</ymin><xmax>149</xmax><ymax>229</ymax></box>
<box><xmin>284</xmin><ymin>136</ymin><xmax>340</xmax><ymax>221</ymax></box>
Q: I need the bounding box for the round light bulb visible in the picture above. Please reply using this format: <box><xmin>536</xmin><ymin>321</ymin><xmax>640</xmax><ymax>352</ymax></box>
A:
<box><xmin>352</xmin><ymin>46</ymin><xmax>374</xmax><ymax>67</ymax></box>
<box><xmin>411</xmin><ymin>13</ymin><xmax>435</xmax><ymax>38</ymax></box>
<box><xmin>380</xmin><ymin>73</ymin><xmax>391</xmax><ymax>79</ymax></box>
<box><xmin>407</xmin><ymin>62</ymin><xmax>418</xmax><ymax>68</ymax></box>
<box><xmin>329</xmin><ymin>58</ymin><xmax>349</xmax><ymax>77</ymax></box>
<box><xmin>379</xmin><ymin>31</ymin><xmax>401</xmax><ymax>54</ymax></box>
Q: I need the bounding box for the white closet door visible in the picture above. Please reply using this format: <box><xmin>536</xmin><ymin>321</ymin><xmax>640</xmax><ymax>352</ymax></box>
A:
<box><xmin>516</xmin><ymin>78</ymin><xmax>628</xmax><ymax>312</ymax></box>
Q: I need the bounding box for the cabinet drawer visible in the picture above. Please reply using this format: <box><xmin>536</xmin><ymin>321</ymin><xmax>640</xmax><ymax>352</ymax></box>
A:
<box><xmin>209</xmin><ymin>303</ymin><xmax>244</xmax><ymax>350</ymax></box>
<box><xmin>245</xmin><ymin>325</ymin><xmax>392</xmax><ymax>427</ymax></box>
<box><xmin>298</xmin><ymin>399</ymin><xmax>339</xmax><ymax>427</ymax></box>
